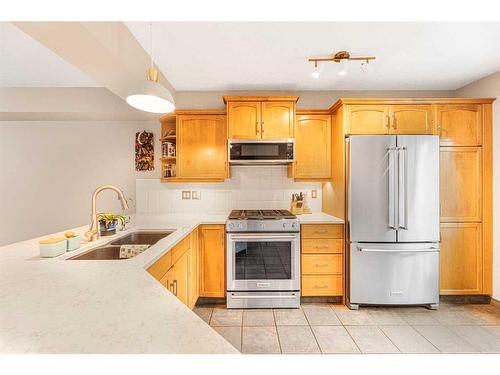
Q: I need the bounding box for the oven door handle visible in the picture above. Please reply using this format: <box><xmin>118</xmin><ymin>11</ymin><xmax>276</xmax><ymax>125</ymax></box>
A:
<box><xmin>229</xmin><ymin>294</ymin><xmax>298</xmax><ymax>299</ymax></box>
<box><xmin>229</xmin><ymin>234</ymin><xmax>298</xmax><ymax>240</ymax></box>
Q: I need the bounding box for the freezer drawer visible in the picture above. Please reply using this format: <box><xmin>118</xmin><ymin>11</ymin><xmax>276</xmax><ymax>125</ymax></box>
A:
<box><xmin>349</xmin><ymin>242</ymin><xmax>439</xmax><ymax>307</ymax></box>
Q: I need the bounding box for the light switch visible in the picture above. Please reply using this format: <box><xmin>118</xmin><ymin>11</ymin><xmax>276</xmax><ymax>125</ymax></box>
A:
<box><xmin>311</xmin><ymin>190</ymin><xmax>317</xmax><ymax>199</ymax></box>
<box><xmin>182</xmin><ymin>191</ymin><xmax>191</xmax><ymax>200</ymax></box>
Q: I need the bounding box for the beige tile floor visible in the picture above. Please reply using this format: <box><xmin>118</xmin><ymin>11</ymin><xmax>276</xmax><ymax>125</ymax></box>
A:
<box><xmin>193</xmin><ymin>302</ymin><xmax>500</xmax><ymax>354</ymax></box>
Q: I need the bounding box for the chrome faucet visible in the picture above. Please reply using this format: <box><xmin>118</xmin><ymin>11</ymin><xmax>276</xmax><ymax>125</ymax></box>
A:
<box><xmin>85</xmin><ymin>185</ymin><xmax>130</xmax><ymax>242</ymax></box>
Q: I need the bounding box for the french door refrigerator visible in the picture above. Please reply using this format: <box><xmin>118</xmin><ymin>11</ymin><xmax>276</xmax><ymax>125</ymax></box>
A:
<box><xmin>346</xmin><ymin>135</ymin><xmax>440</xmax><ymax>310</ymax></box>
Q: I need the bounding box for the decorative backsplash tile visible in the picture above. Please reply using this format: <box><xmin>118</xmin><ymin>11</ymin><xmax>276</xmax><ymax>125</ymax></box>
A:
<box><xmin>136</xmin><ymin>166</ymin><xmax>322</xmax><ymax>214</ymax></box>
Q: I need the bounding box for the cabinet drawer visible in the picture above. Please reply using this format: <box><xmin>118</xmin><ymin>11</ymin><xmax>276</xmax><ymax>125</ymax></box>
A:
<box><xmin>147</xmin><ymin>251</ymin><xmax>172</xmax><ymax>281</ymax></box>
<box><xmin>171</xmin><ymin>236</ymin><xmax>190</xmax><ymax>265</ymax></box>
<box><xmin>302</xmin><ymin>239</ymin><xmax>343</xmax><ymax>254</ymax></box>
<box><xmin>302</xmin><ymin>224</ymin><xmax>343</xmax><ymax>239</ymax></box>
<box><xmin>302</xmin><ymin>275</ymin><xmax>343</xmax><ymax>296</ymax></box>
<box><xmin>302</xmin><ymin>254</ymin><xmax>342</xmax><ymax>274</ymax></box>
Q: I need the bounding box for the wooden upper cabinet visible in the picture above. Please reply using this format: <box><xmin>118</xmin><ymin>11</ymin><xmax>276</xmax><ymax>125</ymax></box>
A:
<box><xmin>227</xmin><ymin>102</ymin><xmax>261</xmax><ymax>139</ymax></box>
<box><xmin>440</xmin><ymin>147</ymin><xmax>482</xmax><ymax>222</ymax></box>
<box><xmin>294</xmin><ymin>114</ymin><xmax>331</xmax><ymax>179</ymax></box>
<box><xmin>225</xmin><ymin>96</ymin><xmax>298</xmax><ymax>139</ymax></box>
<box><xmin>199</xmin><ymin>224</ymin><xmax>225</xmax><ymax>298</ymax></box>
<box><xmin>440</xmin><ymin>223</ymin><xmax>482</xmax><ymax>294</ymax></box>
<box><xmin>437</xmin><ymin>104</ymin><xmax>482</xmax><ymax>146</ymax></box>
<box><xmin>261</xmin><ymin>101</ymin><xmax>295</xmax><ymax>139</ymax></box>
<box><xmin>345</xmin><ymin>105</ymin><xmax>389</xmax><ymax>134</ymax></box>
<box><xmin>177</xmin><ymin>115</ymin><xmax>227</xmax><ymax>180</ymax></box>
<box><xmin>389</xmin><ymin>105</ymin><xmax>434</xmax><ymax>134</ymax></box>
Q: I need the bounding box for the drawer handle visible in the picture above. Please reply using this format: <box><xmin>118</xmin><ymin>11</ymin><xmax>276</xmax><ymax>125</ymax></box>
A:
<box><xmin>315</xmin><ymin>246</ymin><xmax>330</xmax><ymax>249</ymax></box>
<box><xmin>314</xmin><ymin>230</ymin><xmax>329</xmax><ymax>234</ymax></box>
<box><xmin>314</xmin><ymin>284</ymin><xmax>328</xmax><ymax>289</ymax></box>
<box><xmin>314</xmin><ymin>264</ymin><xmax>328</xmax><ymax>268</ymax></box>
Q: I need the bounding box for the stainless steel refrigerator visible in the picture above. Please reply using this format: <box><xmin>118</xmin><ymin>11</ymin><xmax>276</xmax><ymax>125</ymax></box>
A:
<box><xmin>346</xmin><ymin>135</ymin><xmax>440</xmax><ymax>310</ymax></box>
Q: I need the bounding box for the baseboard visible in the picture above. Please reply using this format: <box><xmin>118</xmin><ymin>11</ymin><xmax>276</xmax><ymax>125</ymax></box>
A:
<box><xmin>301</xmin><ymin>296</ymin><xmax>342</xmax><ymax>304</ymax></box>
<box><xmin>196</xmin><ymin>297</ymin><xmax>226</xmax><ymax>306</ymax></box>
<box><xmin>439</xmin><ymin>295</ymin><xmax>491</xmax><ymax>304</ymax></box>
<box><xmin>490</xmin><ymin>297</ymin><xmax>500</xmax><ymax>308</ymax></box>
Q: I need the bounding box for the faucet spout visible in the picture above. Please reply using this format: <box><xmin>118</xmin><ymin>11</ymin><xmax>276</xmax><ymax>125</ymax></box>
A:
<box><xmin>85</xmin><ymin>185</ymin><xmax>129</xmax><ymax>242</ymax></box>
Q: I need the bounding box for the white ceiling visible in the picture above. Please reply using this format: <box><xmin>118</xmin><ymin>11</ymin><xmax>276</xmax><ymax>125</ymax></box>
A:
<box><xmin>0</xmin><ymin>22</ymin><xmax>99</xmax><ymax>87</ymax></box>
<box><xmin>126</xmin><ymin>22</ymin><xmax>500</xmax><ymax>91</ymax></box>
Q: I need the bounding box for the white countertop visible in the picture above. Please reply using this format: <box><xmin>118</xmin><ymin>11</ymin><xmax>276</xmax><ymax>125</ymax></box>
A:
<box><xmin>0</xmin><ymin>212</ymin><xmax>342</xmax><ymax>353</ymax></box>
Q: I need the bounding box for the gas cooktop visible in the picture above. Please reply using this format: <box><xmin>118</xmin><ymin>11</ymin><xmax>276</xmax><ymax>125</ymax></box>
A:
<box><xmin>228</xmin><ymin>209</ymin><xmax>296</xmax><ymax>220</ymax></box>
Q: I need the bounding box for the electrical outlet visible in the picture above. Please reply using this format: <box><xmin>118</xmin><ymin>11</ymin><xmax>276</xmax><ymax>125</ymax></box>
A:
<box><xmin>182</xmin><ymin>191</ymin><xmax>191</xmax><ymax>200</ymax></box>
<box><xmin>311</xmin><ymin>190</ymin><xmax>317</xmax><ymax>199</ymax></box>
<box><xmin>192</xmin><ymin>191</ymin><xmax>201</xmax><ymax>200</ymax></box>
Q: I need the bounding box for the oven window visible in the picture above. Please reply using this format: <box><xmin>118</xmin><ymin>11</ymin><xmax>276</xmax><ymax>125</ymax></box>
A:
<box><xmin>241</xmin><ymin>144</ymin><xmax>279</xmax><ymax>156</ymax></box>
<box><xmin>234</xmin><ymin>241</ymin><xmax>292</xmax><ymax>280</ymax></box>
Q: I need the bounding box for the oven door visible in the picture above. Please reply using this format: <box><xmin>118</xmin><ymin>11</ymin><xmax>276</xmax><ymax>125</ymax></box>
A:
<box><xmin>227</xmin><ymin>232</ymin><xmax>300</xmax><ymax>292</ymax></box>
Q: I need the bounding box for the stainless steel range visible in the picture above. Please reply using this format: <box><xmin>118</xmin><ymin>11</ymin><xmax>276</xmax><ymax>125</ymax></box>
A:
<box><xmin>226</xmin><ymin>209</ymin><xmax>300</xmax><ymax>309</ymax></box>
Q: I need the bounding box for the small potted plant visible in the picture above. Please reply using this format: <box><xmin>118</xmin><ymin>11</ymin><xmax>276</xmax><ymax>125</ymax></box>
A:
<box><xmin>97</xmin><ymin>213</ymin><xmax>126</xmax><ymax>236</ymax></box>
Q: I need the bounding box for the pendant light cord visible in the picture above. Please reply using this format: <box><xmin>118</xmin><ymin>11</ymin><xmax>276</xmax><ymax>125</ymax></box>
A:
<box><xmin>150</xmin><ymin>22</ymin><xmax>153</xmax><ymax>70</ymax></box>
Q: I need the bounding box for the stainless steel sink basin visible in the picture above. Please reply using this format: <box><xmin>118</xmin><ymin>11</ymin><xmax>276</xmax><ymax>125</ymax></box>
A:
<box><xmin>109</xmin><ymin>231</ymin><xmax>174</xmax><ymax>246</ymax></box>
<box><xmin>68</xmin><ymin>230</ymin><xmax>174</xmax><ymax>260</ymax></box>
<box><xmin>69</xmin><ymin>246</ymin><xmax>122</xmax><ymax>260</ymax></box>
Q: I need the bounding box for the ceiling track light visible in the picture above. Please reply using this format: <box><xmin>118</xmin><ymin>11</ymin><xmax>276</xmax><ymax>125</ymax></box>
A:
<box><xmin>308</xmin><ymin>50</ymin><xmax>376</xmax><ymax>77</ymax></box>
<box><xmin>126</xmin><ymin>22</ymin><xmax>175</xmax><ymax>114</ymax></box>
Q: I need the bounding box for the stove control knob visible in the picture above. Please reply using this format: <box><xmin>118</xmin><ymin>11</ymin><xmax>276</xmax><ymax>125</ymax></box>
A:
<box><xmin>292</xmin><ymin>222</ymin><xmax>299</xmax><ymax>229</ymax></box>
<box><xmin>228</xmin><ymin>223</ymin><xmax>234</xmax><ymax>229</ymax></box>
<box><xmin>259</xmin><ymin>223</ymin><xmax>265</xmax><ymax>229</ymax></box>
<box><xmin>238</xmin><ymin>223</ymin><xmax>244</xmax><ymax>229</ymax></box>
<box><xmin>283</xmin><ymin>223</ymin><xmax>288</xmax><ymax>229</ymax></box>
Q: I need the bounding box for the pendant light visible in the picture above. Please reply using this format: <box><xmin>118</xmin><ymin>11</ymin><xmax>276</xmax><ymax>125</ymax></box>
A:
<box><xmin>126</xmin><ymin>23</ymin><xmax>175</xmax><ymax>114</ymax></box>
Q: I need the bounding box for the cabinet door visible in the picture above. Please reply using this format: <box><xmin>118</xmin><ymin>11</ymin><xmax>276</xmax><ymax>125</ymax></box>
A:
<box><xmin>171</xmin><ymin>250</ymin><xmax>190</xmax><ymax>306</ymax></box>
<box><xmin>200</xmin><ymin>225</ymin><xmax>225</xmax><ymax>297</ymax></box>
<box><xmin>437</xmin><ymin>104</ymin><xmax>482</xmax><ymax>146</ymax></box>
<box><xmin>440</xmin><ymin>223</ymin><xmax>482</xmax><ymax>294</ymax></box>
<box><xmin>345</xmin><ymin>105</ymin><xmax>389</xmax><ymax>134</ymax></box>
<box><xmin>227</xmin><ymin>102</ymin><xmax>261</xmax><ymax>139</ymax></box>
<box><xmin>159</xmin><ymin>267</ymin><xmax>174</xmax><ymax>292</ymax></box>
<box><xmin>440</xmin><ymin>147</ymin><xmax>482</xmax><ymax>222</ymax></box>
<box><xmin>294</xmin><ymin>114</ymin><xmax>331</xmax><ymax>179</ymax></box>
<box><xmin>261</xmin><ymin>101</ymin><xmax>295</xmax><ymax>139</ymax></box>
<box><xmin>188</xmin><ymin>227</ymin><xmax>200</xmax><ymax>309</ymax></box>
<box><xmin>390</xmin><ymin>105</ymin><xmax>434</xmax><ymax>134</ymax></box>
<box><xmin>178</xmin><ymin>115</ymin><xmax>227</xmax><ymax>180</ymax></box>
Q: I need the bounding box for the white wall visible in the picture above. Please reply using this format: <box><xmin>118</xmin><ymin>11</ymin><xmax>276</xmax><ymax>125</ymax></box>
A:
<box><xmin>0</xmin><ymin>120</ymin><xmax>159</xmax><ymax>246</ymax></box>
<box><xmin>455</xmin><ymin>71</ymin><xmax>500</xmax><ymax>300</ymax></box>
<box><xmin>136</xmin><ymin>166</ymin><xmax>322</xmax><ymax>215</ymax></box>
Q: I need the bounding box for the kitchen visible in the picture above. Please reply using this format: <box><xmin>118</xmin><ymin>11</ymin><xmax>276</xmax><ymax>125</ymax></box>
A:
<box><xmin>1</xmin><ymin>4</ymin><xmax>500</xmax><ymax>373</ymax></box>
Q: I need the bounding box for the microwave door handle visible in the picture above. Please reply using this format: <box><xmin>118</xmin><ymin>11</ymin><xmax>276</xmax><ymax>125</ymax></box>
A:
<box><xmin>398</xmin><ymin>147</ymin><xmax>408</xmax><ymax>230</ymax></box>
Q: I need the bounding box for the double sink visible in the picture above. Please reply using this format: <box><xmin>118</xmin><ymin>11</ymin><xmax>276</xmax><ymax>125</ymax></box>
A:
<box><xmin>68</xmin><ymin>231</ymin><xmax>173</xmax><ymax>260</ymax></box>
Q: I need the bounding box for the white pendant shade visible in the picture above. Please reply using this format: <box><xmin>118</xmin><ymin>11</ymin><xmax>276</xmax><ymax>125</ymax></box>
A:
<box><xmin>126</xmin><ymin>79</ymin><xmax>175</xmax><ymax>114</ymax></box>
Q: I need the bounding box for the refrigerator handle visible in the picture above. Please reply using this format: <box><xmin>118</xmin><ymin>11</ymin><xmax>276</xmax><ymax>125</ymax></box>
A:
<box><xmin>388</xmin><ymin>147</ymin><xmax>396</xmax><ymax>230</ymax></box>
<box><xmin>398</xmin><ymin>147</ymin><xmax>408</xmax><ymax>230</ymax></box>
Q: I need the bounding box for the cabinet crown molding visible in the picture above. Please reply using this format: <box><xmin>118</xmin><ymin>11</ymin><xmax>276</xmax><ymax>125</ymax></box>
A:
<box><xmin>329</xmin><ymin>97</ymin><xmax>496</xmax><ymax>112</ymax></box>
<box><xmin>223</xmin><ymin>95</ymin><xmax>299</xmax><ymax>104</ymax></box>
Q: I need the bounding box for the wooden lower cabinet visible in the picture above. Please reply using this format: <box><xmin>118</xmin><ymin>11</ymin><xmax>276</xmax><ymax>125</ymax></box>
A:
<box><xmin>302</xmin><ymin>275</ymin><xmax>343</xmax><ymax>297</ymax></box>
<box><xmin>188</xmin><ymin>227</ymin><xmax>200</xmax><ymax>309</ymax></box>
<box><xmin>199</xmin><ymin>224</ymin><xmax>226</xmax><ymax>298</ymax></box>
<box><xmin>170</xmin><ymin>250</ymin><xmax>190</xmax><ymax>305</ymax></box>
<box><xmin>440</xmin><ymin>223</ymin><xmax>483</xmax><ymax>295</ymax></box>
<box><xmin>301</xmin><ymin>224</ymin><xmax>344</xmax><ymax>297</ymax></box>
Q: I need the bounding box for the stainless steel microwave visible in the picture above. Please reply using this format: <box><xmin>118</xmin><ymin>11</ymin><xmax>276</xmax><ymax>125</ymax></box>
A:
<box><xmin>228</xmin><ymin>139</ymin><xmax>294</xmax><ymax>165</ymax></box>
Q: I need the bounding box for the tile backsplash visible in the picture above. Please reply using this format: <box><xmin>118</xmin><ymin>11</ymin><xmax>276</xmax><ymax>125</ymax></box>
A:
<box><xmin>136</xmin><ymin>166</ymin><xmax>322</xmax><ymax>214</ymax></box>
